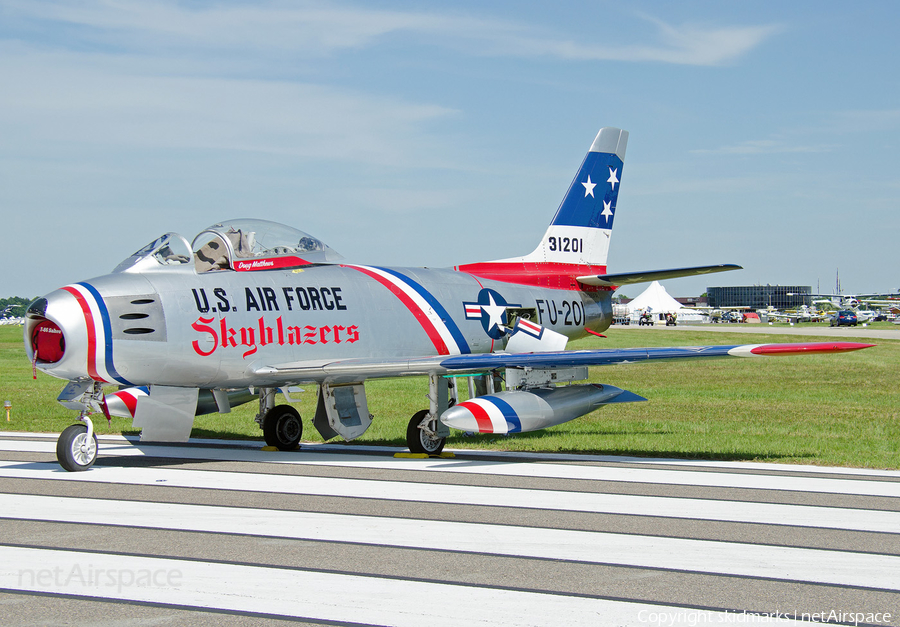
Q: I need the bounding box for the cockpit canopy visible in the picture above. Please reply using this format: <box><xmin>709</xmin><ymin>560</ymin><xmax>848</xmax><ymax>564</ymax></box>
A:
<box><xmin>191</xmin><ymin>219</ymin><xmax>343</xmax><ymax>273</ymax></box>
<box><xmin>113</xmin><ymin>219</ymin><xmax>343</xmax><ymax>274</ymax></box>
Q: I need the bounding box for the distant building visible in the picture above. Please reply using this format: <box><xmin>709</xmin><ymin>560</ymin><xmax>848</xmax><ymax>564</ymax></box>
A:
<box><xmin>675</xmin><ymin>296</ymin><xmax>706</xmax><ymax>308</ymax></box>
<box><xmin>707</xmin><ymin>285</ymin><xmax>811</xmax><ymax>310</ymax></box>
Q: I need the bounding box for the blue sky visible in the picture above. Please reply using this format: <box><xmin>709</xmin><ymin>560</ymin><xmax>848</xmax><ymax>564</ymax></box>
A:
<box><xmin>1</xmin><ymin>1</ymin><xmax>897</xmax><ymax>298</ymax></box>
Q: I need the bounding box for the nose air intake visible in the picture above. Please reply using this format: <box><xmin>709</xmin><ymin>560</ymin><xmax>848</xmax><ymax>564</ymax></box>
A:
<box><xmin>32</xmin><ymin>319</ymin><xmax>65</xmax><ymax>363</ymax></box>
<box><xmin>26</xmin><ymin>298</ymin><xmax>66</xmax><ymax>364</ymax></box>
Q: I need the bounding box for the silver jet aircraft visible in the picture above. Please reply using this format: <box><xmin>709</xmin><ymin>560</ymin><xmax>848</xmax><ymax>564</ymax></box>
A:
<box><xmin>25</xmin><ymin>128</ymin><xmax>872</xmax><ymax>471</ymax></box>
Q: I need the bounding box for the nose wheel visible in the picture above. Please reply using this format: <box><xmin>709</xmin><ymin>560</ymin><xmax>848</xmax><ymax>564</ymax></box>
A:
<box><xmin>57</xmin><ymin>419</ymin><xmax>98</xmax><ymax>472</ymax></box>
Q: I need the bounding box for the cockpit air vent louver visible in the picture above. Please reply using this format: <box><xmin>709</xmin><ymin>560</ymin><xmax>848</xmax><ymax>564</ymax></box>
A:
<box><xmin>122</xmin><ymin>328</ymin><xmax>155</xmax><ymax>335</ymax></box>
<box><xmin>106</xmin><ymin>293</ymin><xmax>167</xmax><ymax>342</ymax></box>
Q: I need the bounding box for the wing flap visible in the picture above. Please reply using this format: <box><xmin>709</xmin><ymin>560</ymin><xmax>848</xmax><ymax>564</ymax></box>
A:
<box><xmin>251</xmin><ymin>355</ymin><xmax>449</xmax><ymax>383</ymax></box>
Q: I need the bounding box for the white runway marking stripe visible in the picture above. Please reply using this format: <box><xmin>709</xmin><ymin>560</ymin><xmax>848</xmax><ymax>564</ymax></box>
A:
<box><xmin>0</xmin><ymin>461</ymin><xmax>897</xmax><ymax>533</ymax></box>
<box><xmin>1</xmin><ymin>494</ymin><xmax>898</xmax><ymax>590</ymax></box>
<box><xmin>0</xmin><ymin>546</ymin><xmax>834</xmax><ymax>626</ymax></box>
<box><xmin>2</xmin><ymin>439</ymin><xmax>899</xmax><ymax>497</ymax></box>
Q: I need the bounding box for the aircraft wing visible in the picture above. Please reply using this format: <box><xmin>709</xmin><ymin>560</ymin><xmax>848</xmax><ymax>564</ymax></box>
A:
<box><xmin>577</xmin><ymin>264</ymin><xmax>742</xmax><ymax>287</ymax></box>
<box><xmin>251</xmin><ymin>341</ymin><xmax>872</xmax><ymax>384</ymax></box>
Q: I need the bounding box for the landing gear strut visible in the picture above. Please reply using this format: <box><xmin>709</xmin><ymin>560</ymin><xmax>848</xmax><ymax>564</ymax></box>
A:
<box><xmin>405</xmin><ymin>375</ymin><xmax>455</xmax><ymax>455</ymax></box>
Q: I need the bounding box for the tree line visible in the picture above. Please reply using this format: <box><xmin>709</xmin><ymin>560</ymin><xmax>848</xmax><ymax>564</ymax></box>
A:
<box><xmin>1</xmin><ymin>297</ymin><xmax>35</xmax><ymax>318</ymax></box>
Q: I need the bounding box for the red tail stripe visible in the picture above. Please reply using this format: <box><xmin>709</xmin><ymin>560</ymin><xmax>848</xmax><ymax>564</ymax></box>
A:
<box><xmin>455</xmin><ymin>261</ymin><xmax>611</xmax><ymax>292</ymax></box>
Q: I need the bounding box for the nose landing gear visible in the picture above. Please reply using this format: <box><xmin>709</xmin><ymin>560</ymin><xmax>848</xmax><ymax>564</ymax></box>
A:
<box><xmin>57</xmin><ymin>416</ymin><xmax>98</xmax><ymax>472</ymax></box>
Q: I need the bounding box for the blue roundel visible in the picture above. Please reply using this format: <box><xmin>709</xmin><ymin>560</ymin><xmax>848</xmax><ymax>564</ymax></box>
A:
<box><xmin>463</xmin><ymin>288</ymin><xmax>510</xmax><ymax>340</ymax></box>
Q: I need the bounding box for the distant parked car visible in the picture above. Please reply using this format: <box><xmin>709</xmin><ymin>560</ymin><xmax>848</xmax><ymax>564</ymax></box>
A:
<box><xmin>830</xmin><ymin>310</ymin><xmax>858</xmax><ymax>327</ymax></box>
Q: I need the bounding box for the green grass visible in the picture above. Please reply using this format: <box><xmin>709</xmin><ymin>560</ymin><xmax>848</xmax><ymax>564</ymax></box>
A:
<box><xmin>2</xmin><ymin>325</ymin><xmax>897</xmax><ymax>468</ymax></box>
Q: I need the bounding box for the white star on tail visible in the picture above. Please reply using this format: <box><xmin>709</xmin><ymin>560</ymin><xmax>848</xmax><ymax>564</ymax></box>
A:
<box><xmin>601</xmin><ymin>200</ymin><xmax>613</xmax><ymax>222</ymax></box>
<box><xmin>607</xmin><ymin>167</ymin><xmax>619</xmax><ymax>190</ymax></box>
<box><xmin>582</xmin><ymin>175</ymin><xmax>596</xmax><ymax>198</ymax></box>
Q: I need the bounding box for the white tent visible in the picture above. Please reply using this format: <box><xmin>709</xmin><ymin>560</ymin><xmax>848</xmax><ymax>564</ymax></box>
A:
<box><xmin>625</xmin><ymin>281</ymin><xmax>705</xmax><ymax>323</ymax></box>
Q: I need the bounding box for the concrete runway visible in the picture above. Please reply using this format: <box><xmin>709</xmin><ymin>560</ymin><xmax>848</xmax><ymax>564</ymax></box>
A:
<box><xmin>0</xmin><ymin>433</ymin><xmax>897</xmax><ymax>626</ymax></box>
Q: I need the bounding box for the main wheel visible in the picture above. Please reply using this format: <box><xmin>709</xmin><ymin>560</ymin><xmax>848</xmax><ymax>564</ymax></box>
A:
<box><xmin>57</xmin><ymin>424</ymin><xmax>99</xmax><ymax>472</ymax></box>
<box><xmin>406</xmin><ymin>409</ymin><xmax>446</xmax><ymax>455</ymax></box>
<box><xmin>263</xmin><ymin>405</ymin><xmax>303</xmax><ymax>451</ymax></box>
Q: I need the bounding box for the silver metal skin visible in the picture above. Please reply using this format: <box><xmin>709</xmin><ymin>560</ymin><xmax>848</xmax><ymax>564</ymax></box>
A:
<box><xmin>27</xmin><ymin>263</ymin><xmax>610</xmax><ymax>388</ymax></box>
<box><xmin>31</xmin><ymin>127</ymin><xmax>831</xmax><ymax>467</ymax></box>
<box><xmin>23</xmin><ymin>211</ymin><xmax>619</xmax><ymax>446</ymax></box>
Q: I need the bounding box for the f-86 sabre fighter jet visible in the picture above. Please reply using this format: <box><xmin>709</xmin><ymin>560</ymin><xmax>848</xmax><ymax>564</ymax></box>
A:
<box><xmin>25</xmin><ymin>127</ymin><xmax>872</xmax><ymax>471</ymax></box>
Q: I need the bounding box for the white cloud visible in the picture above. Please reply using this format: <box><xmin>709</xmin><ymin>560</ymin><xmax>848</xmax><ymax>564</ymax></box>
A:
<box><xmin>0</xmin><ymin>46</ymin><xmax>457</xmax><ymax>167</ymax></box>
<box><xmin>478</xmin><ymin>16</ymin><xmax>782</xmax><ymax>66</ymax></box>
<box><xmin>2</xmin><ymin>0</ymin><xmax>443</xmax><ymax>55</ymax></box>
<box><xmin>4</xmin><ymin>0</ymin><xmax>781</xmax><ymax>67</ymax></box>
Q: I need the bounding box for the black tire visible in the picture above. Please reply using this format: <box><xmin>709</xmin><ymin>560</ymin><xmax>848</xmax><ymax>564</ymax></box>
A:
<box><xmin>263</xmin><ymin>405</ymin><xmax>303</xmax><ymax>451</ymax></box>
<box><xmin>57</xmin><ymin>424</ymin><xmax>98</xmax><ymax>472</ymax></box>
<box><xmin>406</xmin><ymin>409</ymin><xmax>445</xmax><ymax>455</ymax></box>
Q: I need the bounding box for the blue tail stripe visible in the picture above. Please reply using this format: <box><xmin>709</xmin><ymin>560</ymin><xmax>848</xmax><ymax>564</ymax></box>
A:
<box><xmin>78</xmin><ymin>282</ymin><xmax>134</xmax><ymax>386</ymax></box>
<box><xmin>550</xmin><ymin>151</ymin><xmax>624</xmax><ymax>229</ymax></box>
<box><xmin>374</xmin><ymin>267</ymin><xmax>471</xmax><ymax>354</ymax></box>
<box><xmin>485</xmin><ymin>396</ymin><xmax>522</xmax><ymax>433</ymax></box>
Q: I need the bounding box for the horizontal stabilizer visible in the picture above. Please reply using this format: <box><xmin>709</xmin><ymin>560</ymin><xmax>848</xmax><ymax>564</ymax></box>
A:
<box><xmin>577</xmin><ymin>264</ymin><xmax>742</xmax><ymax>287</ymax></box>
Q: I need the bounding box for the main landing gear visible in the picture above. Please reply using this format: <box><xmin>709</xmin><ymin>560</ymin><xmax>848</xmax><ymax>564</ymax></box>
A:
<box><xmin>57</xmin><ymin>416</ymin><xmax>98</xmax><ymax>472</ymax></box>
<box><xmin>405</xmin><ymin>374</ymin><xmax>455</xmax><ymax>455</ymax></box>
<box><xmin>256</xmin><ymin>388</ymin><xmax>303</xmax><ymax>451</ymax></box>
<box><xmin>406</xmin><ymin>409</ymin><xmax>445</xmax><ymax>455</ymax></box>
<box><xmin>262</xmin><ymin>405</ymin><xmax>303</xmax><ymax>451</ymax></box>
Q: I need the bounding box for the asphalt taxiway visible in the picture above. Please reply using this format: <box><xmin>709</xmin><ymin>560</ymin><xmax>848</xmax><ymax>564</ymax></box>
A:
<box><xmin>0</xmin><ymin>433</ymin><xmax>897</xmax><ymax>626</ymax></box>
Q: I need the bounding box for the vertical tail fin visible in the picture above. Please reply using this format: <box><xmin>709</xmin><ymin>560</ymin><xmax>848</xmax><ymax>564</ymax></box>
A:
<box><xmin>456</xmin><ymin>127</ymin><xmax>628</xmax><ymax>288</ymax></box>
<box><xmin>529</xmin><ymin>127</ymin><xmax>627</xmax><ymax>267</ymax></box>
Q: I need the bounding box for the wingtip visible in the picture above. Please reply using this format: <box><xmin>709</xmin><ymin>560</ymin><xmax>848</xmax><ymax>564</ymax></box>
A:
<box><xmin>748</xmin><ymin>342</ymin><xmax>876</xmax><ymax>356</ymax></box>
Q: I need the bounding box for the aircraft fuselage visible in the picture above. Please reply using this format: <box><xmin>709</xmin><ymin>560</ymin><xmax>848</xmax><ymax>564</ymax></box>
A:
<box><xmin>30</xmin><ymin>264</ymin><xmax>612</xmax><ymax>389</ymax></box>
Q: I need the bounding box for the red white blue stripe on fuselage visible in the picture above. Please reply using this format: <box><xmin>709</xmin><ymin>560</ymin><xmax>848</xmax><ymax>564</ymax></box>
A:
<box><xmin>344</xmin><ymin>265</ymin><xmax>471</xmax><ymax>356</ymax></box>
<box><xmin>62</xmin><ymin>282</ymin><xmax>134</xmax><ymax>386</ymax></box>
